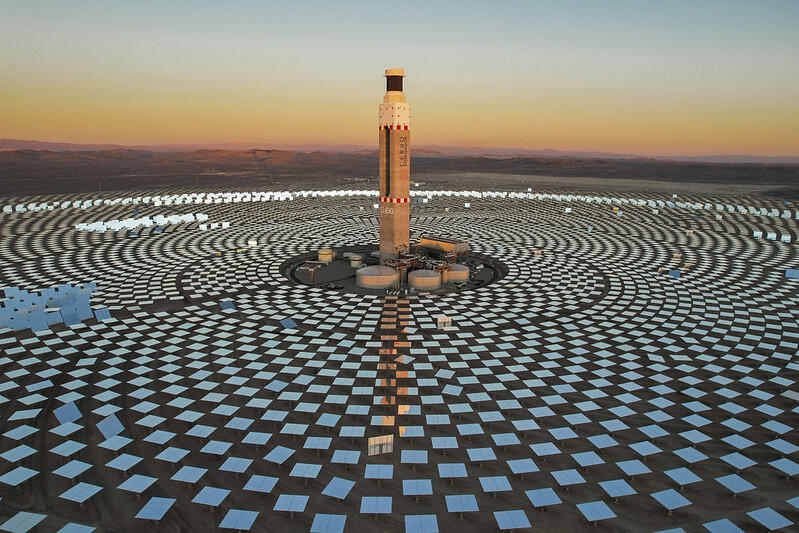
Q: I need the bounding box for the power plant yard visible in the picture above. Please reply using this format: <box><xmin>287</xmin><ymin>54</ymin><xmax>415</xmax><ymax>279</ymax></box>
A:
<box><xmin>284</xmin><ymin>245</ymin><xmax>504</xmax><ymax>296</ymax></box>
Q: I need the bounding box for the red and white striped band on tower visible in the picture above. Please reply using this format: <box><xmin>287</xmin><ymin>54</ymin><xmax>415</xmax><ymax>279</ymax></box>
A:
<box><xmin>380</xmin><ymin>197</ymin><xmax>409</xmax><ymax>203</ymax></box>
<box><xmin>379</xmin><ymin>125</ymin><xmax>410</xmax><ymax>130</ymax></box>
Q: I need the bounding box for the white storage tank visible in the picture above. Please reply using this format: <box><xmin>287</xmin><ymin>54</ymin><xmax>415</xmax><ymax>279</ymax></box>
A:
<box><xmin>356</xmin><ymin>265</ymin><xmax>400</xmax><ymax>289</ymax></box>
<box><xmin>409</xmin><ymin>269</ymin><xmax>441</xmax><ymax>290</ymax></box>
<box><xmin>444</xmin><ymin>264</ymin><xmax>469</xmax><ymax>284</ymax></box>
<box><xmin>350</xmin><ymin>255</ymin><xmax>363</xmax><ymax>268</ymax></box>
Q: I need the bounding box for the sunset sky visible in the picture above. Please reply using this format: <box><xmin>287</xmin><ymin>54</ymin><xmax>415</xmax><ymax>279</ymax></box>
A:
<box><xmin>1</xmin><ymin>1</ymin><xmax>798</xmax><ymax>156</ymax></box>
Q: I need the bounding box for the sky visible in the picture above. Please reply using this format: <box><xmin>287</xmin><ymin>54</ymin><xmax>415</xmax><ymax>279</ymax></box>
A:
<box><xmin>1</xmin><ymin>1</ymin><xmax>798</xmax><ymax>156</ymax></box>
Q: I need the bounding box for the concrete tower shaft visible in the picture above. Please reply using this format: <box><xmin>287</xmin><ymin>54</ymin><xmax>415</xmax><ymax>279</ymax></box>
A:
<box><xmin>379</xmin><ymin>68</ymin><xmax>410</xmax><ymax>261</ymax></box>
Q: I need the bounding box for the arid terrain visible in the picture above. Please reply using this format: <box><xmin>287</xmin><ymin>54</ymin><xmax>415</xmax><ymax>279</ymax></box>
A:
<box><xmin>1</xmin><ymin>149</ymin><xmax>798</xmax><ymax>197</ymax></box>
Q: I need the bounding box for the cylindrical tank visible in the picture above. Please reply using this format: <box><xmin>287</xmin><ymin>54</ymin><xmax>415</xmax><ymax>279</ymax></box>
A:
<box><xmin>350</xmin><ymin>255</ymin><xmax>363</xmax><ymax>268</ymax></box>
<box><xmin>409</xmin><ymin>269</ymin><xmax>441</xmax><ymax>290</ymax></box>
<box><xmin>318</xmin><ymin>249</ymin><xmax>334</xmax><ymax>263</ymax></box>
<box><xmin>356</xmin><ymin>265</ymin><xmax>399</xmax><ymax>289</ymax></box>
<box><xmin>444</xmin><ymin>263</ymin><xmax>469</xmax><ymax>283</ymax></box>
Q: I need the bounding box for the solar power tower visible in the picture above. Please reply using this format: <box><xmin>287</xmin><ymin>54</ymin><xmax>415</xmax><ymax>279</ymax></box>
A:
<box><xmin>378</xmin><ymin>68</ymin><xmax>411</xmax><ymax>262</ymax></box>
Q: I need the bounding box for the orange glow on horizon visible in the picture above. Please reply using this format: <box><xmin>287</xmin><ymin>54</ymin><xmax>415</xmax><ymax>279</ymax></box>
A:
<box><xmin>2</xmin><ymin>2</ymin><xmax>797</xmax><ymax>158</ymax></box>
<box><xmin>2</xmin><ymin>76</ymin><xmax>797</xmax><ymax>157</ymax></box>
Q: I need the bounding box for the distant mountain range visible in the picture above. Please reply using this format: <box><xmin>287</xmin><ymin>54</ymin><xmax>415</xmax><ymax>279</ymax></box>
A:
<box><xmin>1</xmin><ymin>138</ymin><xmax>797</xmax><ymax>164</ymax></box>
<box><xmin>2</xmin><ymin>145</ymin><xmax>798</xmax><ymax>194</ymax></box>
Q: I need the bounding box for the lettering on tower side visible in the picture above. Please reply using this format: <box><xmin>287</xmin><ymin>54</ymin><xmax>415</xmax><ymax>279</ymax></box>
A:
<box><xmin>399</xmin><ymin>135</ymin><xmax>408</xmax><ymax>167</ymax></box>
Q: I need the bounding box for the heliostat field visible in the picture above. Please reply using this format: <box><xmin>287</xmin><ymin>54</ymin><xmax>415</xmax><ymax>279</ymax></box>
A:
<box><xmin>1</xmin><ymin>187</ymin><xmax>798</xmax><ymax>532</ymax></box>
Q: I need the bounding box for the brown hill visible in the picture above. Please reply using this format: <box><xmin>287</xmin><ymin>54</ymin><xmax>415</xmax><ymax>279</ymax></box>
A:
<box><xmin>1</xmin><ymin>148</ymin><xmax>797</xmax><ymax>196</ymax></box>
